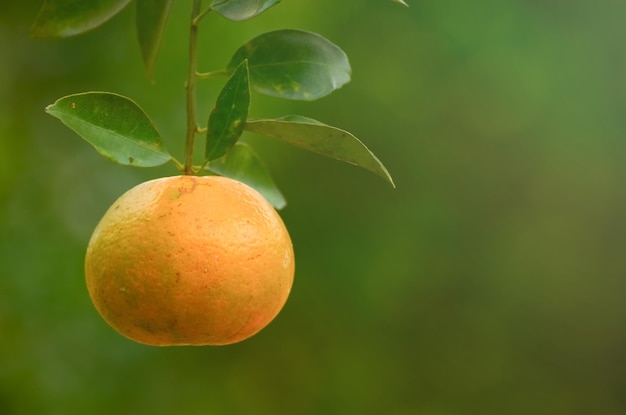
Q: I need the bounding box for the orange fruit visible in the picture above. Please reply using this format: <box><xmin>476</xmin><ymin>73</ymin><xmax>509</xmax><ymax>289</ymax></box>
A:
<box><xmin>84</xmin><ymin>175</ymin><xmax>295</xmax><ymax>346</ymax></box>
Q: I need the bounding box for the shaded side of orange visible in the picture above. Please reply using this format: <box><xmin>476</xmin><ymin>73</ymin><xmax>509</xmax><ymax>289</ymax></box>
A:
<box><xmin>85</xmin><ymin>175</ymin><xmax>295</xmax><ymax>346</ymax></box>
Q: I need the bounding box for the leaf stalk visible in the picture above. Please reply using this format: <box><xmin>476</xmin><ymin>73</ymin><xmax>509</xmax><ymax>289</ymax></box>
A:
<box><xmin>196</xmin><ymin>69</ymin><xmax>229</xmax><ymax>79</ymax></box>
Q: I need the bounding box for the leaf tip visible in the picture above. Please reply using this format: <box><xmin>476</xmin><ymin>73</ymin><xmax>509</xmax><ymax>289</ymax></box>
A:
<box><xmin>378</xmin><ymin>164</ymin><xmax>396</xmax><ymax>188</ymax></box>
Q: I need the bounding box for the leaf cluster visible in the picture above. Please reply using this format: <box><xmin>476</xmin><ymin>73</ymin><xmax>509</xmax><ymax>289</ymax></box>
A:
<box><xmin>33</xmin><ymin>0</ymin><xmax>401</xmax><ymax>208</ymax></box>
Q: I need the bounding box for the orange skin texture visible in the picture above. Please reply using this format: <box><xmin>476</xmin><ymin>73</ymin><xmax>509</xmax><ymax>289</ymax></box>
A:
<box><xmin>85</xmin><ymin>175</ymin><xmax>295</xmax><ymax>346</ymax></box>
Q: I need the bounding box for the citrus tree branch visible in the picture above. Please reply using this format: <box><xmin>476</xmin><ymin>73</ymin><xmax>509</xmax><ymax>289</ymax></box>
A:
<box><xmin>183</xmin><ymin>0</ymin><xmax>203</xmax><ymax>175</ymax></box>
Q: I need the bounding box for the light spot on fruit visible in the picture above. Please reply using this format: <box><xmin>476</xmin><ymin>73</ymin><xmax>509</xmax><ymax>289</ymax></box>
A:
<box><xmin>169</xmin><ymin>189</ymin><xmax>182</xmax><ymax>200</ymax></box>
<box><xmin>283</xmin><ymin>250</ymin><xmax>291</xmax><ymax>268</ymax></box>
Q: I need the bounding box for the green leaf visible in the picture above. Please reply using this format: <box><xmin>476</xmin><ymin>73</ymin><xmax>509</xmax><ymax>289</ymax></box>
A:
<box><xmin>205</xmin><ymin>60</ymin><xmax>250</xmax><ymax>161</ymax></box>
<box><xmin>245</xmin><ymin>116</ymin><xmax>395</xmax><ymax>187</ymax></box>
<box><xmin>136</xmin><ymin>0</ymin><xmax>173</xmax><ymax>80</ymax></box>
<box><xmin>206</xmin><ymin>143</ymin><xmax>286</xmax><ymax>209</ymax></box>
<box><xmin>227</xmin><ymin>29</ymin><xmax>351</xmax><ymax>101</ymax></box>
<box><xmin>45</xmin><ymin>92</ymin><xmax>171</xmax><ymax>167</ymax></box>
<box><xmin>390</xmin><ymin>0</ymin><xmax>409</xmax><ymax>6</ymax></box>
<box><xmin>31</xmin><ymin>0</ymin><xmax>132</xmax><ymax>38</ymax></box>
<box><xmin>211</xmin><ymin>0</ymin><xmax>281</xmax><ymax>21</ymax></box>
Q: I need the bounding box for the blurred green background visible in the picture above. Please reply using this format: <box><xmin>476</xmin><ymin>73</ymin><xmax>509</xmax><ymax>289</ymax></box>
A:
<box><xmin>2</xmin><ymin>0</ymin><xmax>626</xmax><ymax>414</ymax></box>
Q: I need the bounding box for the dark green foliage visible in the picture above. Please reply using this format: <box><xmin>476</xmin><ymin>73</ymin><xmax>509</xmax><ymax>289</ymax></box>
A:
<box><xmin>245</xmin><ymin>116</ymin><xmax>395</xmax><ymax>187</ymax></box>
<box><xmin>205</xmin><ymin>60</ymin><xmax>250</xmax><ymax>162</ymax></box>
<box><xmin>136</xmin><ymin>0</ymin><xmax>174</xmax><ymax>79</ymax></box>
<box><xmin>46</xmin><ymin>92</ymin><xmax>171</xmax><ymax>167</ymax></box>
<box><xmin>32</xmin><ymin>0</ymin><xmax>398</xmax><ymax>208</ymax></box>
<box><xmin>31</xmin><ymin>0</ymin><xmax>132</xmax><ymax>37</ymax></box>
<box><xmin>227</xmin><ymin>29</ymin><xmax>351</xmax><ymax>101</ymax></box>
<box><xmin>205</xmin><ymin>142</ymin><xmax>286</xmax><ymax>209</ymax></box>
<box><xmin>210</xmin><ymin>0</ymin><xmax>281</xmax><ymax>21</ymax></box>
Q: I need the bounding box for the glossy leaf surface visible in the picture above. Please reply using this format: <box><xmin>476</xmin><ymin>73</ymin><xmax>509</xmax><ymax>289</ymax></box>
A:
<box><xmin>136</xmin><ymin>0</ymin><xmax>173</xmax><ymax>79</ymax></box>
<box><xmin>227</xmin><ymin>30</ymin><xmax>351</xmax><ymax>101</ymax></box>
<box><xmin>206</xmin><ymin>143</ymin><xmax>286</xmax><ymax>209</ymax></box>
<box><xmin>205</xmin><ymin>61</ymin><xmax>250</xmax><ymax>161</ymax></box>
<box><xmin>245</xmin><ymin>116</ymin><xmax>395</xmax><ymax>187</ymax></box>
<box><xmin>31</xmin><ymin>0</ymin><xmax>132</xmax><ymax>38</ymax></box>
<box><xmin>211</xmin><ymin>0</ymin><xmax>281</xmax><ymax>21</ymax></box>
<box><xmin>46</xmin><ymin>92</ymin><xmax>171</xmax><ymax>167</ymax></box>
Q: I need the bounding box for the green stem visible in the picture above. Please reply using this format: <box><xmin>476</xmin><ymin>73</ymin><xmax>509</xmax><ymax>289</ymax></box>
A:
<box><xmin>170</xmin><ymin>157</ymin><xmax>185</xmax><ymax>172</ymax></box>
<box><xmin>196</xmin><ymin>69</ymin><xmax>229</xmax><ymax>79</ymax></box>
<box><xmin>183</xmin><ymin>0</ymin><xmax>203</xmax><ymax>175</ymax></box>
<box><xmin>193</xmin><ymin>6</ymin><xmax>213</xmax><ymax>26</ymax></box>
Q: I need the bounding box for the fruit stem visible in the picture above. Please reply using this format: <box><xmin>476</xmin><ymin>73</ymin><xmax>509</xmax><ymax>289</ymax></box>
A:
<box><xmin>183</xmin><ymin>0</ymin><xmax>203</xmax><ymax>175</ymax></box>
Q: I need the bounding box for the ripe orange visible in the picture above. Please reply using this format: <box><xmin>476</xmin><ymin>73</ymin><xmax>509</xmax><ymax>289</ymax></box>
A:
<box><xmin>84</xmin><ymin>175</ymin><xmax>295</xmax><ymax>346</ymax></box>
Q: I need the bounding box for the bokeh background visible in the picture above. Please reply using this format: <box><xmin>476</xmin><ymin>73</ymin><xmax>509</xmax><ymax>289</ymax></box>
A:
<box><xmin>2</xmin><ymin>0</ymin><xmax>626</xmax><ymax>413</ymax></box>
